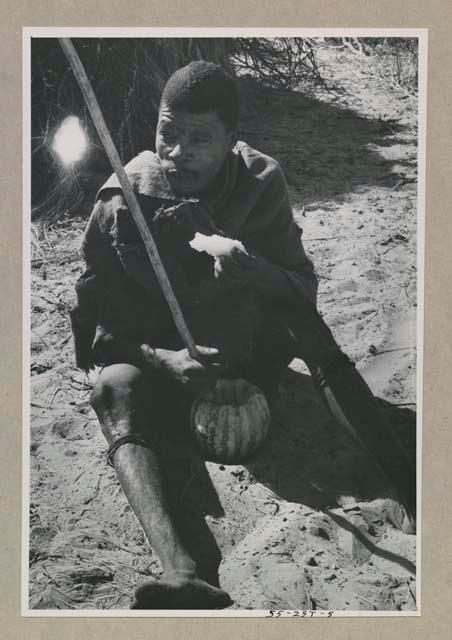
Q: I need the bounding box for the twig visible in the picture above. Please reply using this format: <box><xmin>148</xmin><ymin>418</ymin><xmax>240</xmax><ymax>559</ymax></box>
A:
<box><xmin>179</xmin><ymin>470</ymin><xmax>200</xmax><ymax>501</ymax></box>
<box><xmin>31</xmin><ymin>330</ymin><xmax>49</xmax><ymax>348</ymax></box>
<box><xmin>59</xmin><ymin>334</ymin><xmax>72</xmax><ymax>348</ymax></box>
<box><xmin>50</xmin><ymin>387</ymin><xmax>64</xmax><ymax>405</ymax></box>
<box><xmin>83</xmin><ymin>474</ymin><xmax>103</xmax><ymax>505</ymax></box>
<box><xmin>373</xmin><ymin>347</ymin><xmax>412</xmax><ymax>355</ymax></box>
<box><xmin>31</xmin><ymin>401</ymin><xmax>54</xmax><ymax>409</ymax></box>
<box><xmin>309</xmin><ymin>235</ymin><xmax>346</xmax><ymax>241</ymax></box>
<box><xmin>31</xmin><ymin>401</ymin><xmax>75</xmax><ymax>411</ymax></box>
<box><xmin>407</xmin><ymin>580</ymin><xmax>416</xmax><ymax>604</ymax></box>
<box><xmin>107</xmin><ymin>593</ymin><xmax>130</xmax><ymax>609</ymax></box>
<box><xmin>77</xmin><ymin>532</ymin><xmax>145</xmax><ymax>556</ymax></box>
<box><xmin>351</xmin><ymin>591</ymin><xmax>377</xmax><ymax>610</ymax></box>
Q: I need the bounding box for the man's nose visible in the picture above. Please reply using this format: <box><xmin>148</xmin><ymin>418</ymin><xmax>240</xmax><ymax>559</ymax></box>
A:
<box><xmin>169</xmin><ymin>143</ymin><xmax>182</xmax><ymax>159</ymax></box>
<box><xmin>168</xmin><ymin>142</ymin><xmax>189</xmax><ymax>161</ymax></box>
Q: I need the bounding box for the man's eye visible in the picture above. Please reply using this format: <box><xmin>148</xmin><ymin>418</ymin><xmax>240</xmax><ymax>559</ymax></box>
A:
<box><xmin>160</xmin><ymin>130</ymin><xmax>176</xmax><ymax>142</ymax></box>
<box><xmin>191</xmin><ymin>136</ymin><xmax>210</xmax><ymax>144</ymax></box>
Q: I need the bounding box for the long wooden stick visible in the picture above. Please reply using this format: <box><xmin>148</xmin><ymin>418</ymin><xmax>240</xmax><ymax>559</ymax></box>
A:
<box><xmin>58</xmin><ymin>38</ymin><xmax>199</xmax><ymax>360</ymax></box>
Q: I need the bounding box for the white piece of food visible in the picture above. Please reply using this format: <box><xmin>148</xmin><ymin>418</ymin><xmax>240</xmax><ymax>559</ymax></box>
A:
<box><xmin>189</xmin><ymin>232</ymin><xmax>246</xmax><ymax>258</ymax></box>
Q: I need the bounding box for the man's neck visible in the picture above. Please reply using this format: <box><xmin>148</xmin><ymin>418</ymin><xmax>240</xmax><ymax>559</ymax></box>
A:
<box><xmin>193</xmin><ymin>154</ymin><xmax>231</xmax><ymax>203</ymax></box>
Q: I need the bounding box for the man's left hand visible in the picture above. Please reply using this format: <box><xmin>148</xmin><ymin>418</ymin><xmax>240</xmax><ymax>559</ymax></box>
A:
<box><xmin>215</xmin><ymin>246</ymin><xmax>289</xmax><ymax>300</ymax></box>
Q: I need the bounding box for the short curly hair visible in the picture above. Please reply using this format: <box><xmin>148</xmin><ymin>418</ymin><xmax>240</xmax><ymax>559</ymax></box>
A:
<box><xmin>159</xmin><ymin>61</ymin><xmax>240</xmax><ymax>131</ymax></box>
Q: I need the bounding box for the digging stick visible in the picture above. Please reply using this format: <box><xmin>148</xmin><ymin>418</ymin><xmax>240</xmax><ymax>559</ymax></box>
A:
<box><xmin>58</xmin><ymin>37</ymin><xmax>200</xmax><ymax>360</ymax></box>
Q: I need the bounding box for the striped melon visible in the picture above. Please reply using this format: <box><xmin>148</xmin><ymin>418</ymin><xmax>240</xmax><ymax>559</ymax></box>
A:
<box><xmin>190</xmin><ymin>379</ymin><xmax>271</xmax><ymax>464</ymax></box>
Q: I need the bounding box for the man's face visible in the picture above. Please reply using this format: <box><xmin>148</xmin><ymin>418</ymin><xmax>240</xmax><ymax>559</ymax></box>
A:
<box><xmin>156</xmin><ymin>104</ymin><xmax>236</xmax><ymax>196</ymax></box>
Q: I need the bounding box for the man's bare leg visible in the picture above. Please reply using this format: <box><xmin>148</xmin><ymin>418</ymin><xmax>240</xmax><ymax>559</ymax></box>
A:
<box><xmin>91</xmin><ymin>363</ymin><xmax>232</xmax><ymax>609</ymax></box>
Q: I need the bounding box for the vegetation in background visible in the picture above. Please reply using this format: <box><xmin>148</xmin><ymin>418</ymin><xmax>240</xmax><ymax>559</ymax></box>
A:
<box><xmin>31</xmin><ymin>38</ymin><xmax>234</xmax><ymax>221</ymax></box>
<box><xmin>31</xmin><ymin>37</ymin><xmax>418</xmax><ymax>222</ymax></box>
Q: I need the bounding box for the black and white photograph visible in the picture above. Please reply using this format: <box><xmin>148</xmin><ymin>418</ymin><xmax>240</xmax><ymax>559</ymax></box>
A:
<box><xmin>24</xmin><ymin>29</ymin><xmax>425</xmax><ymax>614</ymax></box>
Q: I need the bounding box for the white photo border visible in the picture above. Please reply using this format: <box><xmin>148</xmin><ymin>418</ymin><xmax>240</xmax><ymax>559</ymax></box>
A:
<box><xmin>22</xmin><ymin>26</ymin><xmax>428</xmax><ymax>617</ymax></box>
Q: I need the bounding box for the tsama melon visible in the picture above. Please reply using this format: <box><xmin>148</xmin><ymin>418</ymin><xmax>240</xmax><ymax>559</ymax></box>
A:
<box><xmin>190</xmin><ymin>378</ymin><xmax>271</xmax><ymax>464</ymax></box>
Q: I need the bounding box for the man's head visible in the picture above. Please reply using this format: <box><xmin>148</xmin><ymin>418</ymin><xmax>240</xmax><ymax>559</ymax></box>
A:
<box><xmin>156</xmin><ymin>61</ymin><xmax>239</xmax><ymax>196</ymax></box>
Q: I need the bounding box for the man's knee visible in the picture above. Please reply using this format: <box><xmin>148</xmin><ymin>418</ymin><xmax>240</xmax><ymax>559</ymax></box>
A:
<box><xmin>90</xmin><ymin>363</ymin><xmax>147</xmax><ymax>414</ymax></box>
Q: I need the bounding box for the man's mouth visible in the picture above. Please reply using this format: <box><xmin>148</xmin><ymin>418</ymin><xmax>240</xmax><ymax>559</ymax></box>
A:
<box><xmin>166</xmin><ymin>167</ymin><xmax>195</xmax><ymax>179</ymax></box>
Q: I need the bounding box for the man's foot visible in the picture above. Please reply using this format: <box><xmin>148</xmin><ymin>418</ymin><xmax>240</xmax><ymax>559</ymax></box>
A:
<box><xmin>130</xmin><ymin>574</ymin><xmax>233</xmax><ymax>610</ymax></box>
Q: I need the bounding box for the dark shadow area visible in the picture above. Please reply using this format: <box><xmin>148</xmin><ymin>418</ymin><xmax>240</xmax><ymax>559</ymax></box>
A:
<box><xmin>246</xmin><ymin>367</ymin><xmax>416</xmax><ymax>510</ymax></box>
<box><xmin>238</xmin><ymin>79</ymin><xmax>411</xmax><ymax>205</ymax></box>
<box><xmin>160</xmin><ymin>439</ymin><xmax>226</xmax><ymax>587</ymax></box>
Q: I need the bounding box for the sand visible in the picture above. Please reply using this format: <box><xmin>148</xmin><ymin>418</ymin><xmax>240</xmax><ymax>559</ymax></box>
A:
<box><xmin>29</xmin><ymin>46</ymin><xmax>418</xmax><ymax>611</ymax></box>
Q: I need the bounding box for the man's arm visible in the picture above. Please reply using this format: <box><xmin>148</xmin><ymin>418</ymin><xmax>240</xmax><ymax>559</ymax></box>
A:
<box><xmin>74</xmin><ymin>194</ymin><xmax>149</xmax><ymax>368</ymax></box>
<box><xmin>217</xmin><ymin>162</ymin><xmax>318</xmax><ymax>306</ymax></box>
<box><xmin>73</xmin><ymin>194</ymin><xmax>221</xmax><ymax>391</ymax></box>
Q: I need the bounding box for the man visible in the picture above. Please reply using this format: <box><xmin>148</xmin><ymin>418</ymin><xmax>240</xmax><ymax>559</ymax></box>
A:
<box><xmin>71</xmin><ymin>61</ymin><xmax>415</xmax><ymax>609</ymax></box>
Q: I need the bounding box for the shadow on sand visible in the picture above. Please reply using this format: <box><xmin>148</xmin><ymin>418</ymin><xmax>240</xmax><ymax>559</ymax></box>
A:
<box><xmin>239</xmin><ymin>79</ymin><xmax>411</xmax><ymax>205</ymax></box>
<box><xmin>246</xmin><ymin>368</ymin><xmax>416</xmax><ymax>508</ymax></box>
<box><xmin>158</xmin><ymin>440</ymin><xmax>226</xmax><ymax>587</ymax></box>
<box><xmin>163</xmin><ymin>367</ymin><xmax>416</xmax><ymax>587</ymax></box>
<box><xmin>70</xmin><ymin>77</ymin><xmax>412</xmax><ymax>217</ymax></box>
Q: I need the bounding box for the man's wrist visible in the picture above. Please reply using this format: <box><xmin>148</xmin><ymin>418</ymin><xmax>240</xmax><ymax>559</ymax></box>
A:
<box><xmin>140</xmin><ymin>344</ymin><xmax>166</xmax><ymax>369</ymax></box>
<box><xmin>139</xmin><ymin>345</ymin><xmax>178</xmax><ymax>374</ymax></box>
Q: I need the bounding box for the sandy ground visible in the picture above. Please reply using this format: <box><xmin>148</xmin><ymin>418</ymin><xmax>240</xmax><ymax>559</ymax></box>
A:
<box><xmin>29</xmin><ymin>46</ymin><xmax>418</xmax><ymax>611</ymax></box>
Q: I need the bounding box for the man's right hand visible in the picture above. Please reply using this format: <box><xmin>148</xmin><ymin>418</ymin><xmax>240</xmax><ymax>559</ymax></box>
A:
<box><xmin>140</xmin><ymin>344</ymin><xmax>221</xmax><ymax>393</ymax></box>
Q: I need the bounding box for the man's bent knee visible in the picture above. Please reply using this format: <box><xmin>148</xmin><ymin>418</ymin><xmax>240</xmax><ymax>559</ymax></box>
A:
<box><xmin>90</xmin><ymin>363</ymin><xmax>177</xmax><ymax>452</ymax></box>
<box><xmin>90</xmin><ymin>363</ymin><xmax>157</xmax><ymax>444</ymax></box>
<box><xmin>90</xmin><ymin>363</ymin><xmax>146</xmax><ymax>413</ymax></box>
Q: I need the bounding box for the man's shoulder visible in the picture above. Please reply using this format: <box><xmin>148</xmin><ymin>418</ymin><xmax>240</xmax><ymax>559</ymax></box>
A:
<box><xmin>234</xmin><ymin>141</ymin><xmax>284</xmax><ymax>184</ymax></box>
<box><xmin>97</xmin><ymin>150</ymin><xmax>173</xmax><ymax>200</ymax></box>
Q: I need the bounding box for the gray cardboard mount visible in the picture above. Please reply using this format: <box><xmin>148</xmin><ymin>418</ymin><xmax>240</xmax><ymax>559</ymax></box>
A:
<box><xmin>2</xmin><ymin>2</ymin><xmax>452</xmax><ymax>638</ymax></box>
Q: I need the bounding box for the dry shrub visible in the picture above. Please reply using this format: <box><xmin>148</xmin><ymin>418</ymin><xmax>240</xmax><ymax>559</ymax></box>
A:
<box><xmin>319</xmin><ymin>37</ymin><xmax>418</xmax><ymax>93</ymax></box>
<box><xmin>228</xmin><ymin>38</ymin><xmax>323</xmax><ymax>90</ymax></box>
<box><xmin>31</xmin><ymin>37</ymin><xmax>417</xmax><ymax>223</ymax></box>
<box><xmin>381</xmin><ymin>38</ymin><xmax>418</xmax><ymax>93</ymax></box>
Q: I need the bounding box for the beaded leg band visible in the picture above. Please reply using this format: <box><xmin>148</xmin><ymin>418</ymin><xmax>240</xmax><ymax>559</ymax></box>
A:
<box><xmin>107</xmin><ymin>434</ymin><xmax>152</xmax><ymax>468</ymax></box>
